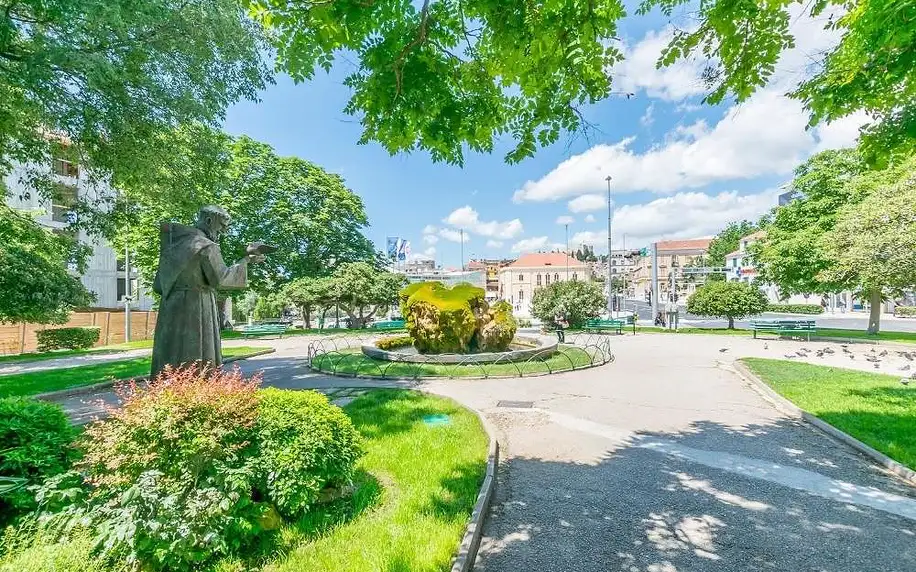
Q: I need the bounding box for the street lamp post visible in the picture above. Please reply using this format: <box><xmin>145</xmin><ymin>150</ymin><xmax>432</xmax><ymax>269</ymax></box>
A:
<box><xmin>605</xmin><ymin>175</ymin><xmax>613</xmax><ymax>317</ymax></box>
<box><xmin>460</xmin><ymin>229</ymin><xmax>465</xmax><ymax>271</ymax></box>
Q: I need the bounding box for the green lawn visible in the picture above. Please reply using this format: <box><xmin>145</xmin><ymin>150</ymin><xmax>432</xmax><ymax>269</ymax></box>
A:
<box><xmin>311</xmin><ymin>345</ymin><xmax>597</xmax><ymax>378</ymax></box>
<box><xmin>0</xmin><ymin>340</ymin><xmax>156</xmax><ymax>365</ymax></box>
<box><xmin>0</xmin><ymin>346</ymin><xmax>266</xmax><ymax>398</ymax></box>
<box><xmin>221</xmin><ymin>327</ymin><xmax>403</xmax><ymax>340</ymax></box>
<box><xmin>742</xmin><ymin>358</ymin><xmax>916</xmax><ymax>470</ymax></box>
<box><xmin>0</xmin><ymin>390</ymin><xmax>489</xmax><ymax>572</ymax></box>
<box><xmin>631</xmin><ymin>324</ymin><xmax>916</xmax><ymax>344</ymax></box>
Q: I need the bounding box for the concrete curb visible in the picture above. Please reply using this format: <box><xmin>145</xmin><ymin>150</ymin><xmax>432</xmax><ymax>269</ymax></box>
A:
<box><xmin>732</xmin><ymin>360</ymin><xmax>916</xmax><ymax>487</ymax></box>
<box><xmin>34</xmin><ymin>348</ymin><xmax>276</xmax><ymax>401</ymax></box>
<box><xmin>450</xmin><ymin>405</ymin><xmax>500</xmax><ymax>572</ymax></box>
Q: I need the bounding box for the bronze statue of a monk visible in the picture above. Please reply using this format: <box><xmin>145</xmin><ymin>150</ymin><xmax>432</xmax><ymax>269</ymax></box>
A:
<box><xmin>150</xmin><ymin>205</ymin><xmax>262</xmax><ymax>378</ymax></box>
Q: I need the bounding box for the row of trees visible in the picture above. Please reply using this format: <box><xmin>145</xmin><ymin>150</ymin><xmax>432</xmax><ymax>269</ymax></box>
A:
<box><xmin>245</xmin><ymin>262</ymin><xmax>407</xmax><ymax>329</ymax></box>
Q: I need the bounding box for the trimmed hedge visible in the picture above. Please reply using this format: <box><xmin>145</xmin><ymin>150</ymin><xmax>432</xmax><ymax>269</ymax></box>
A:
<box><xmin>895</xmin><ymin>306</ymin><xmax>916</xmax><ymax>317</ymax></box>
<box><xmin>766</xmin><ymin>304</ymin><xmax>823</xmax><ymax>315</ymax></box>
<box><xmin>375</xmin><ymin>335</ymin><xmax>413</xmax><ymax>350</ymax></box>
<box><xmin>36</xmin><ymin>327</ymin><xmax>100</xmax><ymax>352</ymax></box>
<box><xmin>0</xmin><ymin>397</ymin><xmax>77</xmax><ymax>525</ymax></box>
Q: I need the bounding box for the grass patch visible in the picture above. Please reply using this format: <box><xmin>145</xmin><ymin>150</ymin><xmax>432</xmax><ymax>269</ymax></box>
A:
<box><xmin>0</xmin><ymin>346</ymin><xmax>266</xmax><ymax>398</ymax></box>
<box><xmin>255</xmin><ymin>390</ymin><xmax>488</xmax><ymax>571</ymax></box>
<box><xmin>0</xmin><ymin>340</ymin><xmax>156</xmax><ymax>365</ymax></box>
<box><xmin>0</xmin><ymin>390</ymin><xmax>489</xmax><ymax>572</ymax></box>
<box><xmin>633</xmin><ymin>325</ymin><xmax>916</xmax><ymax>344</ymax></box>
<box><xmin>312</xmin><ymin>345</ymin><xmax>597</xmax><ymax>378</ymax></box>
<box><xmin>742</xmin><ymin>358</ymin><xmax>916</xmax><ymax>470</ymax></box>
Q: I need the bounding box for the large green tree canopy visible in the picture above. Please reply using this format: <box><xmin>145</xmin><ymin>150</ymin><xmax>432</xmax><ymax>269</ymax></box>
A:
<box><xmin>106</xmin><ymin>124</ymin><xmax>376</xmax><ymax>293</ymax></box>
<box><xmin>0</xmin><ymin>204</ymin><xmax>93</xmax><ymax>323</ymax></box>
<box><xmin>639</xmin><ymin>0</ymin><xmax>916</xmax><ymax>164</ymax></box>
<box><xmin>248</xmin><ymin>0</ymin><xmax>627</xmax><ymax>165</ymax></box>
<box><xmin>0</xmin><ymin>0</ymin><xmax>271</xmax><ymax>193</ymax></box>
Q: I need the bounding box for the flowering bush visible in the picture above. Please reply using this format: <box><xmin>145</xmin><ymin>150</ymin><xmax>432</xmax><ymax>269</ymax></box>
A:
<box><xmin>33</xmin><ymin>366</ymin><xmax>363</xmax><ymax>571</ymax></box>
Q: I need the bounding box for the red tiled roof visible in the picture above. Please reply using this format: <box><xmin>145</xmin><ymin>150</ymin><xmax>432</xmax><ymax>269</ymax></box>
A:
<box><xmin>656</xmin><ymin>238</ymin><xmax>712</xmax><ymax>251</ymax></box>
<box><xmin>508</xmin><ymin>253</ymin><xmax>586</xmax><ymax>268</ymax></box>
<box><xmin>741</xmin><ymin>230</ymin><xmax>767</xmax><ymax>241</ymax></box>
<box><xmin>466</xmin><ymin>260</ymin><xmax>486</xmax><ymax>270</ymax></box>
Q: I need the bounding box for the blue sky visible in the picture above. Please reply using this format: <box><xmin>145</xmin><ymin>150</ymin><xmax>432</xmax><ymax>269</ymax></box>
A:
<box><xmin>223</xmin><ymin>5</ymin><xmax>863</xmax><ymax>268</ymax></box>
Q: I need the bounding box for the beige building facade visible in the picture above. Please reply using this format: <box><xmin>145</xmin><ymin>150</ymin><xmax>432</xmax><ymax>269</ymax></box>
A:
<box><xmin>498</xmin><ymin>253</ymin><xmax>590</xmax><ymax>317</ymax></box>
<box><xmin>631</xmin><ymin>238</ymin><xmax>712</xmax><ymax>302</ymax></box>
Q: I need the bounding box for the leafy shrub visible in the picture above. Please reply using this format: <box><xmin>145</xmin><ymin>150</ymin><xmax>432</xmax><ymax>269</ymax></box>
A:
<box><xmin>530</xmin><ymin>280</ymin><xmax>605</xmax><ymax>328</ymax></box>
<box><xmin>0</xmin><ymin>397</ymin><xmax>76</xmax><ymax>524</ymax></box>
<box><xmin>895</xmin><ymin>306</ymin><xmax>916</xmax><ymax>317</ymax></box>
<box><xmin>767</xmin><ymin>304</ymin><xmax>823</xmax><ymax>314</ymax></box>
<box><xmin>37</xmin><ymin>366</ymin><xmax>264</xmax><ymax>570</ymax></box>
<box><xmin>688</xmin><ymin>282</ymin><xmax>769</xmax><ymax>328</ymax></box>
<box><xmin>517</xmin><ymin>318</ymin><xmax>532</xmax><ymax>328</ymax></box>
<box><xmin>478</xmin><ymin>301</ymin><xmax>517</xmax><ymax>351</ymax></box>
<box><xmin>35</xmin><ymin>327</ymin><xmax>100</xmax><ymax>352</ymax></box>
<box><xmin>375</xmin><ymin>335</ymin><xmax>413</xmax><ymax>350</ymax></box>
<box><xmin>0</xmin><ymin>528</ymin><xmax>127</xmax><ymax>572</ymax></box>
<box><xmin>402</xmin><ymin>282</ymin><xmax>483</xmax><ymax>353</ymax></box>
<box><xmin>257</xmin><ymin>389</ymin><xmax>362</xmax><ymax>519</ymax></box>
<box><xmin>31</xmin><ymin>367</ymin><xmax>364</xmax><ymax>571</ymax></box>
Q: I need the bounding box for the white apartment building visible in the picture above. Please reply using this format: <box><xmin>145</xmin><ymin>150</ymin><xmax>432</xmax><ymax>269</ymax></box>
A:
<box><xmin>725</xmin><ymin>230</ymin><xmax>817</xmax><ymax>305</ymax></box>
<box><xmin>498</xmin><ymin>253</ymin><xmax>590</xmax><ymax>317</ymax></box>
<box><xmin>4</xmin><ymin>159</ymin><xmax>154</xmax><ymax>310</ymax></box>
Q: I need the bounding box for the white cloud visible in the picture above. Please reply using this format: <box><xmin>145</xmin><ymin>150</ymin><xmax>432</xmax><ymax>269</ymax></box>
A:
<box><xmin>585</xmin><ymin>214</ymin><xmax>597</xmax><ymax>223</ymax></box>
<box><xmin>422</xmin><ymin>233</ymin><xmax>439</xmax><ymax>245</ymax></box>
<box><xmin>424</xmin><ymin>246</ymin><xmax>436</xmax><ymax>257</ymax></box>
<box><xmin>574</xmin><ymin>189</ymin><xmax>779</xmax><ymax>252</ymax></box>
<box><xmin>513</xmin><ymin>8</ymin><xmax>866</xmax><ymax>205</ymax></box>
<box><xmin>486</xmin><ymin>239</ymin><xmax>504</xmax><ymax>248</ymax></box>
<box><xmin>443</xmin><ymin>206</ymin><xmax>524</xmax><ymax>239</ymax></box>
<box><xmin>555</xmin><ymin>215</ymin><xmax>575</xmax><ymax>225</ymax></box>
<box><xmin>568</xmin><ymin>194</ymin><xmax>607</xmax><ymax>213</ymax></box>
<box><xmin>422</xmin><ymin>224</ymin><xmax>438</xmax><ymax>234</ymax></box>
<box><xmin>410</xmin><ymin>246</ymin><xmax>436</xmax><ymax>261</ymax></box>
<box><xmin>612</xmin><ymin>27</ymin><xmax>707</xmax><ymax>101</ymax></box>
<box><xmin>438</xmin><ymin>228</ymin><xmax>466</xmax><ymax>243</ymax></box>
<box><xmin>640</xmin><ymin>103</ymin><xmax>655</xmax><ymax>127</ymax></box>
<box><xmin>511</xmin><ymin>236</ymin><xmax>550</xmax><ymax>252</ymax></box>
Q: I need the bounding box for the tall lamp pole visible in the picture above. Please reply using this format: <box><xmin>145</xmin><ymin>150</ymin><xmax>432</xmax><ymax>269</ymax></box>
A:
<box><xmin>460</xmin><ymin>229</ymin><xmax>465</xmax><ymax>271</ymax></box>
<box><xmin>605</xmin><ymin>175</ymin><xmax>613</xmax><ymax>317</ymax></box>
<box><xmin>124</xmin><ymin>243</ymin><xmax>131</xmax><ymax>343</ymax></box>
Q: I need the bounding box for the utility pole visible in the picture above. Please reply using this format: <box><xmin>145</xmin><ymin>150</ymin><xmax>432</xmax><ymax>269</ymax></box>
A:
<box><xmin>650</xmin><ymin>242</ymin><xmax>659</xmax><ymax>322</ymax></box>
<box><xmin>622</xmin><ymin>233</ymin><xmax>627</xmax><ymax>306</ymax></box>
<box><xmin>565</xmin><ymin>223</ymin><xmax>569</xmax><ymax>280</ymax></box>
<box><xmin>460</xmin><ymin>229</ymin><xmax>465</xmax><ymax>271</ymax></box>
<box><xmin>124</xmin><ymin>243</ymin><xmax>131</xmax><ymax>343</ymax></box>
<box><xmin>605</xmin><ymin>175</ymin><xmax>613</xmax><ymax>317</ymax></box>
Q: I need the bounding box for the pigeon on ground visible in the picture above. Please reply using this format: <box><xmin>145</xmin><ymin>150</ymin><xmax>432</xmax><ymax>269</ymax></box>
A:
<box><xmin>823</xmin><ymin>347</ymin><xmax>835</xmax><ymax>354</ymax></box>
<box><xmin>815</xmin><ymin>350</ymin><xmax>825</xmax><ymax>358</ymax></box>
<box><xmin>874</xmin><ymin>363</ymin><xmax>881</xmax><ymax>369</ymax></box>
<box><xmin>899</xmin><ymin>364</ymin><xmax>911</xmax><ymax>371</ymax></box>
<box><xmin>849</xmin><ymin>354</ymin><xmax>856</xmax><ymax>360</ymax></box>
<box><xmin>800</xmin><ymin>347</ymin><xmax>811</xmax><ymax>352</ymax></box>
<box><xmin>905</xmin><ymin>352</ymin><xmax>914</xmax><ymax>361</ymax></box>
<box><xmin>784</xmin><ymin>354</ymin><xmax>797</xmax><ymax>359</ymax></box>
<box><xmin>901</xmin><ymin>378</ymin><xmax>910</xmax><ymax>386</ymax></box>
<box><xmin>719</xmin><ymin>348</ymin><xmax>729</xmax><ymax>353</ymax></box>
<box><xmin>797</xmin><ymin>351</ymin><xmax>808</xmax><ymax>358</ymax></box>
<box><xmin>764</xmin><ymin>343</ymin><xmax>769</xmax><ymax>350</ymax></box>
<box><xmin>842</xmin><ymin>347</ymin><xmax>852</xmax><ymax>354</ymax></box>
<box><xmin>869</xmin><ymin>348</ymin><xmax>877</xmax><ymax>354</ymax></box>
<box><xmin>879</xmin><ymin>349</ymin><xmax>888</xmax><ymax>357</ymax></box>
<box><xmin>865</xmin><ymin>356</ymin><xmax>879</xmax><ymax>363</ymax></box>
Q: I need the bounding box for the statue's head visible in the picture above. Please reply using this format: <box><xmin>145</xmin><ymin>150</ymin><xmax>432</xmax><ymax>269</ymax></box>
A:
<box><xmin>195</xmin><ymin>205</ymin><xmax>231</xmax><ymax>241</ymax></box>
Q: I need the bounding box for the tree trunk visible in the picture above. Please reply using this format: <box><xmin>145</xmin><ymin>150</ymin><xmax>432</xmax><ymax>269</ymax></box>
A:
<box><xmin>303</xmin><ymin>305</ymin><xmax>312</xmax><ymax>330</ymax></box>
<box><xmin>727</xmin><ymin>316</ymin><xmax>734</xmax><ymax>329</ymax></box>
<box><xmin>867</xmin><ymin>289</ymin><xmax>882</xmax><ymax>334</ymax></box>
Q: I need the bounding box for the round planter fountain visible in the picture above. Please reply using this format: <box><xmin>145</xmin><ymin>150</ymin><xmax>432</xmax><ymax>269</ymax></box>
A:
<box><xmin>361</xmin><ymin>335</ymin><xmax>558</xmax><ymax>364</ymax></box>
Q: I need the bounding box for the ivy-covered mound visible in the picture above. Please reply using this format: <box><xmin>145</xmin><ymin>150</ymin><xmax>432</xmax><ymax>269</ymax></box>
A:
<box><xmin>399</xmin><ymin>282</ymin><xmax>517</xmax><ymax>353</ymax></box>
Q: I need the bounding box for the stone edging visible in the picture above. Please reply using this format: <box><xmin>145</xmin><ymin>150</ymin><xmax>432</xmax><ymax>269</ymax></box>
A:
<box><xmin>732</xmin><ymin>359</ymin><xmax>916</xmax><ymax>487</ymax></box>
<box><xmin>34</xmin><ymin>348</ymin><xmax>276</xmax><ymax>401</ymax></box>
<box><xmin>450</xmin><ymin>403</ymin><xmax>500</xmax><ymax>572</ymax></box>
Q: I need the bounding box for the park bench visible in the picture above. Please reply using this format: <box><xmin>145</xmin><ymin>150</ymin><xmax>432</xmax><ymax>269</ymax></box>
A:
<box><xmin>583</xmin><ymin>317</ymin><xmax>636</xmax><ymax>335</ymax></box>
<box><xmin>369</xmin><ymin>320</ymin><xmax>406</xmax><ymax>331</ymax></box>
<box><xmin>238</xmin><ymin>323</ymin><xmax>289</xmax><ymax>339</ymax></box>
<box><xmin>749</xmin><ymin>319</ymin><xmax>817</xmax><ymax>341</ymax></box>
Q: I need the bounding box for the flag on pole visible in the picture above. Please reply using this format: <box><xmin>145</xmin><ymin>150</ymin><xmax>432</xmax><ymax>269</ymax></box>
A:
<box><xmin>386</xmin><ymin>237</ymin><xmax>400</xmax><ymax>260</ymax></box>
<box><xmin>397</xmin><ymin>240</ymin><xmax>410</xmax><ymax>261</ymax></box>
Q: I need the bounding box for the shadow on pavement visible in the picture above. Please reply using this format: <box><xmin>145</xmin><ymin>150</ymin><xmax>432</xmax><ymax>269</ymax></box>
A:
<box><xmin>477</xmin><ymin>418</ymin><xmax>916</xmax><ymax>572</ymax></box>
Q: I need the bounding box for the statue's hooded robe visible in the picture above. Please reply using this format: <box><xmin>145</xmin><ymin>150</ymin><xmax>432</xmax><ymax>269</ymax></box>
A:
<box><xmin>150</xmin><ymin>222</ymin><xmax>248</xmax><ymax>378</ymax></box>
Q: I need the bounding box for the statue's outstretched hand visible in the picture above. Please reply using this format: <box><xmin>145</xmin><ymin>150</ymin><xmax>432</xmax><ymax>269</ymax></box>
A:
<box><xmin>246</xmin><ymin>242</ymin><xmax>277</xmax><ymax>256</ymax></box>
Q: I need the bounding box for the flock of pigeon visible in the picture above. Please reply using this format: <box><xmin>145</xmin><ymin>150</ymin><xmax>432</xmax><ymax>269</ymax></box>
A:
<box><xmin>721</xmin><ymin>343</ymin><xmax>916</xmax><ymax>386</ymax></box>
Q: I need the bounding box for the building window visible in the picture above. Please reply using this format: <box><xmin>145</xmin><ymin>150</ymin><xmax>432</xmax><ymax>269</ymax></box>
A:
<box><xmin>545</xmin><ymin>274</ymin><xmax>550</xmax><ymax>285</ymax></box>
<box><xmin>572</xmin><ymin>272</ymin><xmax>577</xmax><ymax>281</ymax></box>
<box><xmin>518</xmin><ymin>289</ymin><xmax>524</xmax><ymax>301</ymax></box>
<box><xmin>612</xmin><ymin>259</ymin><xmax>617</xmax><ymax>266</ymax></box>
<box><xmin>52</xmin><ymin>158</ymin><xmax>79</xmax><ymax>178</ymax></box>
<box><xmin>518</xmin><ymin>274</ymin><xmax>524</xmax><ymax>282</ymax></box>
<box><xmin>731</xmin><ymin>258</ymin><xmax>738</xmax><ymax>268</ymax></box>
<box><xmin>51</xmin><ymin>183</ymin><xmax>78</xmax><ymax>223</ymax></box>
<box><xmin>536</xmin><ymin>274</ymin><xmax>542</xmax><ymax>286</ymax></box>
<box><xmin>554</xmin><ymin>273</ymin><xmax>559</xmax><ymax>283</ymax></box>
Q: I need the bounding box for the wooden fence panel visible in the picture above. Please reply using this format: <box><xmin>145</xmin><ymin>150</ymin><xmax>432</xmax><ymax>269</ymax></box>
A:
<box><xmin>0</xmin><ymin>311</ymin><xmax>158</xmax><ymax>355</ymax></box>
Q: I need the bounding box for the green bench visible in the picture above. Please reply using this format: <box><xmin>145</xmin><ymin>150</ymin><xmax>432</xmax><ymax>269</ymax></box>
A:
<box><xmin>369</xmin><ymin>320</ymin><xmax>406</xmax><ymax>331</ymax></box>
<box><xmin>584</xmin><ymin>317</ymin><xmax>635</xmax><ymax>335</ymax></box>
<box><xmin>238</xmin><ymin>323</ymin><xmax>289</xmax><ymax>339</ymax></box>
<box><xmin>749</xmin><ymin>319</ymin><xmax>817</xmax><ymax>341</ymax></box>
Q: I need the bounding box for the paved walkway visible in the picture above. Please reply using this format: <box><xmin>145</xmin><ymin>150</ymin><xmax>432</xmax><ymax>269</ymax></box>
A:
<box><xmin>45</xmin><ymin>333</ymin><xmax>916</xmax><ymax>570</ymax></box>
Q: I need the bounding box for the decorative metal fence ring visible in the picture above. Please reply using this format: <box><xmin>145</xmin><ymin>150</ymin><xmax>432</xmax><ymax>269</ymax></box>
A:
<box><xmin>353</xmin><ymin>355</ymin><xmax>386</xmax><ymax>377</ymax></box>
<box><xmin>490</xmin><ymin>351</ymin><xmax>524</xmax><ymax>378</ymax></box>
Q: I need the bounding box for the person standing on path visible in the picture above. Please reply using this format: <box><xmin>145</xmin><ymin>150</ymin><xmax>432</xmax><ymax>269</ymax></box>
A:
<box><xmin>150</xmin><ymin>205</ymin><xmax>266</xmax><ymax>378</ymax></box>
